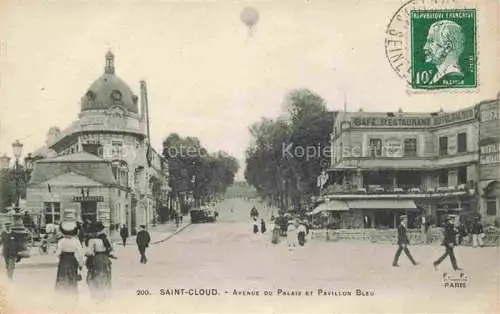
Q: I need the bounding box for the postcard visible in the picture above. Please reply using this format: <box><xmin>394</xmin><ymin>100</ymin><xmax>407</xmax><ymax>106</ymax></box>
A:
<box><xmin>0</xmin><ymin>0</ymin><xmax>498</xmax><ymax>313</ymax></box>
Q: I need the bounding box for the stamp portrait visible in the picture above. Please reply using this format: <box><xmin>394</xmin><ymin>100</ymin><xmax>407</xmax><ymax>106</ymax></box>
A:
<box><xmin>410</xmin><ymin>9</ymin><xmax>477</xmax><ymax>89</ymax></box>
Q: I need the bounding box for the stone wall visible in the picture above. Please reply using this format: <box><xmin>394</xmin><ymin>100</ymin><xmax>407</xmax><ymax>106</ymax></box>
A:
<box><xmin>309</xmin><ymin>228</ymin><xmax>500</xmax><ymax>246</ymax></box>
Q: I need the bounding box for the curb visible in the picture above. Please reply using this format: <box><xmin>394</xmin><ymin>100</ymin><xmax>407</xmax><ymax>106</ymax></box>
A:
<box><xmin>112</xmin><ymin>223</ymin><xmax>192</xmax><ymax>246</ymax></box>
<box><xmin>151</xmin><ymin>223</ymin><xmax>193</xmax><ymax>245</ymax></box>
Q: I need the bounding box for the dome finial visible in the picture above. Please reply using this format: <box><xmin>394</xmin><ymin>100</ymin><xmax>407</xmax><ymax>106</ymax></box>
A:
<box><xmin>105</xmin><ymin>50</ymin><xmax>115</xmax><ymax>74</ymax></box>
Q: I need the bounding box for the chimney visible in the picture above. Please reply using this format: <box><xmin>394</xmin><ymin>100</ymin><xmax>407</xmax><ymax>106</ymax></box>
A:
<box><xmin>140</xmin><ymin>80</ymin><xmax>151</xmax><ymax>144</ymax></box>
<box><xmin>140</xmin><ymin>80</ymin><xmax>147</xmax><ymax>123</ymax></box>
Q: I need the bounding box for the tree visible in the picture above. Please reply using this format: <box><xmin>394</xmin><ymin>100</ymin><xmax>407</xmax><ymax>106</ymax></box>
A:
<box><xmin>245</xmin><ymin>88</ymin><xmax>336</xmax><ymax>210</ymax></box>
<box><xmin>0</xmin><ymin>166</ymin><xmax>31</xmax><ymax>212</ymax></box>
<box><xmin>163</xmin><ymin>134</ymin><xmax>239</xmax><ymax>212</ymax></box>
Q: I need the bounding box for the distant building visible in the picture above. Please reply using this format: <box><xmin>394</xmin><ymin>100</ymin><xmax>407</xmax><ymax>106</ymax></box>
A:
<box><xmin>321</xmin><ymin>97</ymin><xmax>500</xmax><ymax>228</ymax></box>
<box><xmin>26</xmin><ymin>52</ymin><xmax>170</xmax><ymax>234</ymax></box>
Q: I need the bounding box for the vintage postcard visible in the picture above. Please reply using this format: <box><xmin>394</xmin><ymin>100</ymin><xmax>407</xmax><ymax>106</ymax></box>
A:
<box><xmin>0</xmin><ymin>0</ymin><xmax>499</xmax><ymax>313</ymax></box>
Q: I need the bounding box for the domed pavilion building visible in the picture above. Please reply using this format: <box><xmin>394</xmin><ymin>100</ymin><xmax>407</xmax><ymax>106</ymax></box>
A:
<box><xmin>26</xmin><ymin>51</ymin><xmax>170</xmax><ymax>234</ymax></box>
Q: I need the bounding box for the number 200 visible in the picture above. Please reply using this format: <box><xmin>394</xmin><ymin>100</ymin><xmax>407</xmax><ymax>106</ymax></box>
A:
<box><xmin>137</xmin><ymin>289</ymin><xmax>150</xmax><ymax>296</ymax></box>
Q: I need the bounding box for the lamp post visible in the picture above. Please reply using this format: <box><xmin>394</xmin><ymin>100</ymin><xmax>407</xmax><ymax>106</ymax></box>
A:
<box><xmin>12</xmin><ymin>140</ymin><xmax>24</xmax><ymax>211</ymax></box>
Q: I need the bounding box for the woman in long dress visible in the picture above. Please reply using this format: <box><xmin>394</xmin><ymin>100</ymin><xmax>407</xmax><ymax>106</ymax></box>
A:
<box><xmin>287</xmin><ymin>221</ymin><xmax>298</xmax><ymax>249</ymax></box>
<box><xmin>55</xmin><ymin>221</ymin><xmax>85</xmax><ymax>296</ymax></box>
<box><xmin>297</xmin><ymin>221</ymin><xmax>307</xmax><ymax>246</ymax></box>
<box><xmin>270</xmin><ymin>217</ymin><xmax>280</xmax><ymax>244</ymax></box>
<box><xmin>86</xmin><ymin>222</ymin><xmax>114</xmax><ymax>300</ymax></box>
<box><xmin>252</xmin><ymin>217</ymin><xmax>259</xmax><ymax>234</ymax></box>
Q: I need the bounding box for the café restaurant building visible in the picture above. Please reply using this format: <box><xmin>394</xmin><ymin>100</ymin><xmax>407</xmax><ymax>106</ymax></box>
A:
<box><xmin>319</xmin><ymin>96</ymin><xmax>500</xmax><ymax>228</ymax></box>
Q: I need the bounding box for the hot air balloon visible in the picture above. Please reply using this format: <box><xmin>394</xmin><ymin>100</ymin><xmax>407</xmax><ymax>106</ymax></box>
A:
<box><xmin>240</xmin><ymin>6</ymin><xmax>260</xmax><ymax>36</ymax></box>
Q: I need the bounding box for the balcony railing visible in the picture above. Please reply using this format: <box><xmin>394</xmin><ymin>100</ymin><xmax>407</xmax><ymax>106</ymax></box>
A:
<box><xmin>323</xmin><ymin>183</ymin><xmax>474</xmax><ymax>196</ymax></box>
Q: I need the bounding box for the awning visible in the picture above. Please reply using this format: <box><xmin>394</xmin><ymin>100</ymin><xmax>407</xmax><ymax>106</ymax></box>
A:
<box><xmin>310</xmin><ymin>200</ymin><xmax>349</xmax><ymax>215</ymax></box>
<box><xmin>346</xmin><ymin>200</ymin><xmax>417</xmax><ymax>210</ymax></box>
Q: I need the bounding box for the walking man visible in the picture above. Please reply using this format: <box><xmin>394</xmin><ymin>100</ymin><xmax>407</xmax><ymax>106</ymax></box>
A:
<box><xmin>470</xmin><ymin>217</ymin><xmax>484</xmax><ymax>248</ymax></box>
<box><xmin>433</xmin><ymin>216</ymin><xmax>462</xmax><ymax>271</ymax></box>
<box><xmin>0</xmin><ymin>224</ymin><xmax>21</xmax><ymax>280</ymax></box>
<box><xmin>136</xmin><ymin>225</ymin><xmax>151</xmax><ymax>264</ymax></box>
<box><xmin>120</xmin><ymin>224</ymin><xmax>129</xmax><ymax>247</ymax></box>
<box><xmin>392</xmin><ymin>215</ymin><xmax>418</xmax><ymax>267</ymax></box>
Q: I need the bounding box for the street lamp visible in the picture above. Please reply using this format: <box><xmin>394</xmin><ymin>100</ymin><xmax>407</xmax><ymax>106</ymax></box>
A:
<box><xmin>0</xmin><ymin>154</ymin><xmax>11</xmax><ymax>170</ymax></box>
<box><xmin>12</xmin><ymin>140</ymin><xmax>24</xmax><ymax>210</ymax></box>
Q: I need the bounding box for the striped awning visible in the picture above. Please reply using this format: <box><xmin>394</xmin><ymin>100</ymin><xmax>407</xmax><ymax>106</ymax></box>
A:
<box><xmin>346</xmin><ymin>200</ymin><xmax>417</xmax><ymax>210</ymax></box>
<box><xmin>310</xmin><ymin>200</ymin><xmax>349</xmax><ymax>215</ymax></box>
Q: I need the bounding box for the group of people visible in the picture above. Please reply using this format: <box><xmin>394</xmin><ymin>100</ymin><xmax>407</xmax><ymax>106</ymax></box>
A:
<box><xmin>249</xmin><ymin>206</ymin><xmax>309</xmax><ymax>249</ymax></box>
<box><xmin>55</xmin><ymin>221</ymin><xmax>115</xmax><ymax>299</ymax></box>
<box><xmin>393</xmin><ymin>214</ymin><xmax>470</xmax><ymax>271</ymax></box>
<box><xmin>0</xmin><ymin>218</ymin><xmax>152</xmax><ymax>301</ymax></box>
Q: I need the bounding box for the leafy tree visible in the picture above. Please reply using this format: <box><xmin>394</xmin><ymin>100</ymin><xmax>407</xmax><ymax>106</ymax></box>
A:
<box><xmin>0</xmin><ymin>166</ymin><xmax>30</xmax><ymax>212</ymax></box>
<box><xmin>162</xmin><ymin>134</ymin><xmax>239</xmax><ymax>213</ymax></box>
<box><xmin>245</xmin><ymin>88</ymin><xmax>336</xmax><ymax>211</ymax></box>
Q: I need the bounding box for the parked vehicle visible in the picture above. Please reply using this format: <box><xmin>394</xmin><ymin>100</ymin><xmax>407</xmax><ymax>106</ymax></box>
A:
<box><xmin>190</xmin><ymin>209</ymin><xmax>217</xmax><ymax>223</ymax></box>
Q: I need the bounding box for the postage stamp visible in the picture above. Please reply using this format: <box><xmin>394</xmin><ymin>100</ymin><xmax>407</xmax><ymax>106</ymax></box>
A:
<box><xmin>410</xmin><ymin>9</ymin><xmax>477</xmax><ymax>89</ymax></box>
<box><xmin>385</xmin><ymin>0</ymin><xmax>481</xmax><ymax>92</ymax></box>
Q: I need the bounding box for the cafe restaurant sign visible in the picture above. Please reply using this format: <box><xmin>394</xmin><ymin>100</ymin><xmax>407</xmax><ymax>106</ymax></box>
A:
<box><xmin>350</xmin><ymin>108</ymin><xmax>475</xmax><ymax>128</ymax></box>
<box><xmin>480</xmin><ymin>143</ymin><xmax>500</xmax><ymax>165</ymax></box>
<box><xmin>351</xmin><ymin>117</ymin><xmax>431</xmax><ymax>128</ymax></box>
<box><xmin>433</xmin><ymin>108</ymin><xmax>475</xmax><ymax>126</ymax></box>
<box><xmin>73</xmin><ymin>195</ymin><xmax>104</xmax><ymax>202</ymax></box>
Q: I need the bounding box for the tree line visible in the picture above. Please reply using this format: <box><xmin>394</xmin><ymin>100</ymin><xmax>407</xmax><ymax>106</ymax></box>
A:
<box><xmin>162</xmin><ymin>133</ymin><xmax>239</xmax><ymax>212</ymax></box>
<box><xmin>244</xmin><ymin>88</ymin><xmax>336</xmax><ymax>211</ymax></box>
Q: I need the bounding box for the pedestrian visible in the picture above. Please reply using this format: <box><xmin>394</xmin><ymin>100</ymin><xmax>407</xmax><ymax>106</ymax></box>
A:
<box><xmin>86</xmin><ymin>222</ymin><xmax>114</xmax><ymax>300</ymax></box>
<box><xmin>470</xmin><ymin>217</ymin><xmax>484</xmax><ymax>248</ymax></box>
<box><xmin>392</xmin><ymin>215</ymin><xmax>418</xmax><ymax>267</ymax></box>
<box><xmin>297</xmin><ymin>221</ymin><xmax>307</xmax><ymax>246</ymax></box>
<box><xmin>424</xmin><ymin>217</ymin><xmax>431</xmax><ymax>244</ymax></box>
<box><xmin>250</xmin><ymin>206</ymin><xmax>259</xmax><ymax>219</ymax></box>
<box><xmin>269</xmin><ymin>217</ymin><xmax>279</xmax><ymax>244</ymax></box>
<box><xmin>55</xmin><ymin>221</ymin><xmax>85</xmax><ymax>297</ymax></box>
<box><xmin>119</xmin><ymin>224</ymin><xmax>129</xmax><ymax>247</ymax></box>
<box><xmin>252</xmin><ymin>217</ymin><xmax>259</xmax><ymax>234</ymax></box>
<box><xmin>287</xmin><ymin>221</ymin><xmax>298</xmax><ymax>249</ymax></box>
<box><xmin>76</xmin><ymin>221</ymin><xmax>84</xmax><ymax>244</ymax></box>
<box><xmin>260</xmin><ymin>218</ymin><xmax>267</xmax><ymax>234</ymax></box>
<box><xmin>0</xmin><ymin>223</ymin><xmax>21</xmax><ymax>280</ymax></box>
<box><xmin>136</xmin><ymin>225</ymin><xmax>151</xmax><ymax>264</ymax></box>
<box><xmin>433</xmin><ymin>216</ymin><xmax>462</xmax><ymax>271</ymax></box>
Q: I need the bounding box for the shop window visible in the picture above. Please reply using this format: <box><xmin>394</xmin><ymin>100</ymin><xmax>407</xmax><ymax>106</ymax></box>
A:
<box><xmin>438</xmin><ymin>170</ymin><xmax>448</xmax><ymax>187</ymax></box>
<box><xmin>44</xmin><ymin>202</ymin><xmax>61</xmax><ymax>224</ymax></box>
<box><xmin>486</xmin><ymin>199</ymin><xmax>497</xmax><ymax>216</ymax></box>
<box><xmin>403</xmin><ymin>138</ymin><xmax>417</xmax><ymax>157</ymax></box>
<box><xmin>457</xmin><ymin>132</ymin><xmax>467</xmax><ymax>153</ymax></box>
<box><xmin>439</xmin><ymin>136</ymin><xmax>448</xmax><ymax>156</ymax></box>
<box><xmin>369</xmin><ymin>139</ymin><xmax>382</xmax><ymax>157</ymax></box>
<box><xmin>457</xmin><ymin>167</ymin><xmax>467</xmax><ymax>185</ymax></box>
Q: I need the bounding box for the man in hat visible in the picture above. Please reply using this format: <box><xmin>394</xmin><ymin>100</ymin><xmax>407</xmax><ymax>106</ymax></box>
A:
<box><xmin>470</xmin><ymin>217</ymin><xmax>484</xmax><ymax>248</ymax></box>
<box><xmin>0</xmin><ymin>223</ymin><xmax>21</xmax><ymax>279</ymax></box>
<box><xmin>392</xmin><ymin>215</ymin><xmax>418</xmax><ymax>267</ymax></box>
<box><xmin>136</xmin><ymin>225</ymin><xmax>151</xmax><ymax>264</ymax></box>
<box><xmin>433</xmin><ymin>215</ymin><xmax>462</xmax><ymax>271</ymax></box>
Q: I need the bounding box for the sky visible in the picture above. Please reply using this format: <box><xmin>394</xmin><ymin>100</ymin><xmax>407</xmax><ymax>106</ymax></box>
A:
<box><xmin>0</xmin><ymin>0</ymin><xmax>498</xmax><ymax>181</ymax></box>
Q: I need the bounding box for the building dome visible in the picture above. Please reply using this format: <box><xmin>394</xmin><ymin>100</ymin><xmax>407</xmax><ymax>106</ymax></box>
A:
<box><xmin>81</xmin><ymin>51</ymin><xmax>139</xmax><ymax>114</ymax></box>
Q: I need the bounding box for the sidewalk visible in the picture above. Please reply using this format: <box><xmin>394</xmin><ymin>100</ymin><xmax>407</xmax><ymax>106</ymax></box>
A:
<box><xmin>19</xmin><ymin>221</ymin><xmax>191</xmax><ymax>265</ymax></box>
<box><xmin>110</xmin><ymin>221</ymin><xmax>192</xmax><ymax>246</ymax></box>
